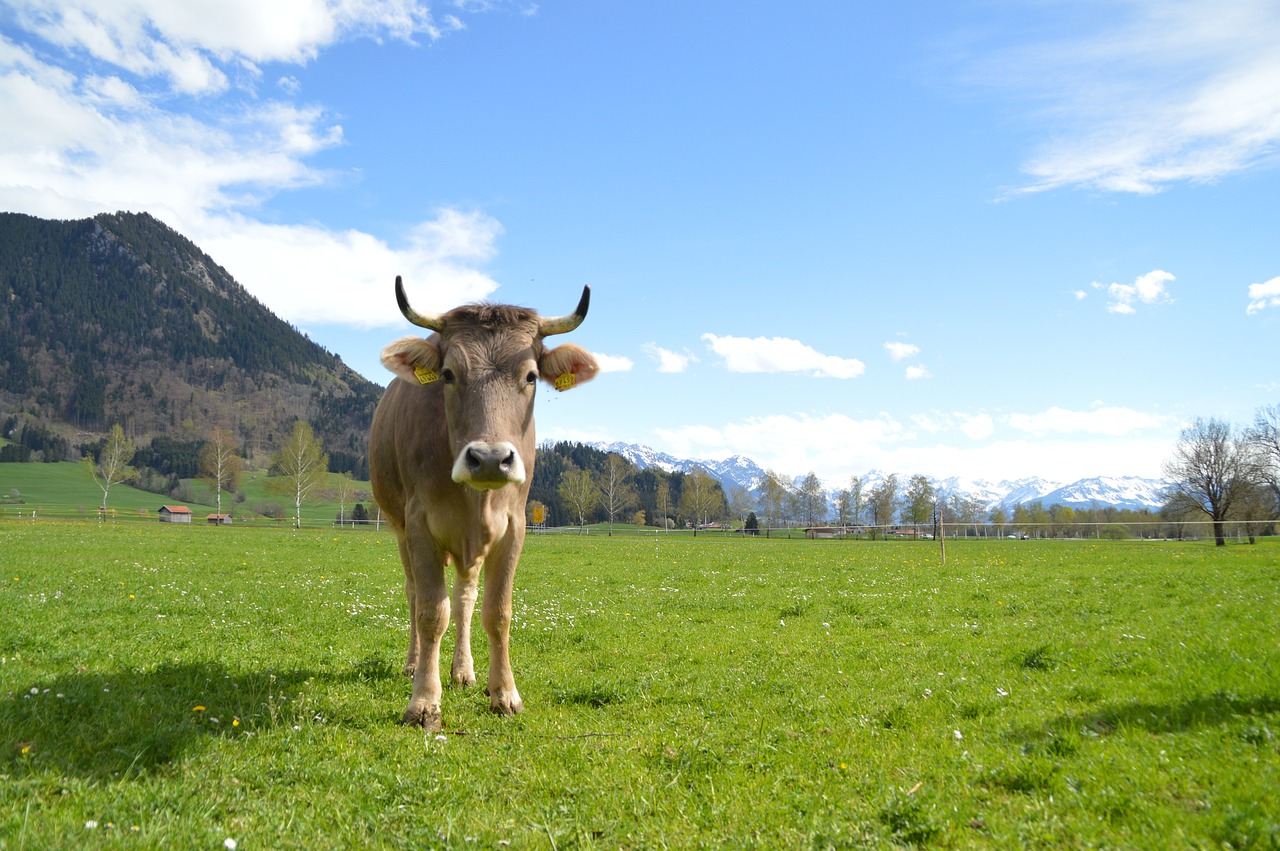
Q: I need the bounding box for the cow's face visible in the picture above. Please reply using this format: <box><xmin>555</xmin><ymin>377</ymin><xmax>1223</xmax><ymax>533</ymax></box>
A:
<box><xmin>381</xmin><ymin>319</ymin><xmax>598</xmax><ymax>491</ymax></box>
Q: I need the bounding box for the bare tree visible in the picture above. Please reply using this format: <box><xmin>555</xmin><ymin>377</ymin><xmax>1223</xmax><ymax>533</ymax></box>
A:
<box><xmin>1162</xmin><ymin>417</ymin><xmax>1253</xmax><ymax>546</ymax></box>
<box><xmin>199</xmin><ymin>425</ymin><xmax>243</xmax><ymax>519</ymax></box>
<box><xmin>272</xmin><ymin>420</ymin><xmax>329</xmax><ymax>529</ymax></box>
<box><xmin>903</xmin><ymin>474</ymin><xmax>936</xmax><ymax>534</ymax></box>
<box><xmin>1246</xmin><ymin>404</ymin><xmax>1280</xmax><ymax>503</ymax></box>
<box><xmin>867</xmin><ymin>474</ymin><xmax>899</xmax><ymax>539</ymax></box>
<box><xmin>655</xmin><ymin>478</ymin><xmax>672</xmax><ymax>530</ymax></box>
<box><xmin>334</xmin><ymin>472</ymin><xmax>357</xmax><ymax>527</ymax></box>
<box><xmin>679</xmin><ymin>467</ymin><xmax>722</xmax><ymax>535</ymax></box>
<box><xmin>596</xmin><ymin>453</ymin><xmax>637</xmax><ymax>536</ymax></box>
<box><xmin>559</xmin><ymin>463</ymin><xmax>600</xmax><ymax>533</ymax></box>
<box><xmin>86</xmin><ymin>423</ymin><xmax>135</xmax><ymax>519</ymax></box>
<box><xmin>798</xmin><ymin>472</ymin><xmax>826</xmax><ymax>527</ymax></box>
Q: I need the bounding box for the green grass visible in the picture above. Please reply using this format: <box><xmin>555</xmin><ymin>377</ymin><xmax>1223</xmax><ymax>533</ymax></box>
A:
<box><xmin>2</xmin><ymin>525</ymin><xmax>1277</xmax><ymax>848</ymax></box>
<box><xmin>0</xmin><ymin>462</ymin><xmax>378</xmax><ymax>527</ymax></box>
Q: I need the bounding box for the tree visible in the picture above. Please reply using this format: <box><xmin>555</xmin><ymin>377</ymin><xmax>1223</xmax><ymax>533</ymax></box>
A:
<box><xmin>726</xmin><ymin>484</ymin><xmax>756</xmax><ymax>530</ymax></box>
<box><xmin>595</xmin><ymin>453</ymin><xmax>637</xmax><ymax>536</ymax></box>
<box><xmin>199</xmin><ymin>425</ymin><xmax>243</xmax><ymax>519</ymax></box>
<box><xmin>798</xmin><ymin>472</ymin><xmax>826</xmax><ymax>527</ymax></box>
<box><xmin>679</xmin><ymin>467</ymin><xmax>722</xmax><ymax>535</ymax></box>
<box><xmin>86</xmin><ymin>423</ymin><xmax>135</xmax><ymax>518</ymax></box>
<box><xmin>867</xmin><ymin>474</ymin><xmax>899</xmax><ymax>539</ymax></box>
<box><xmin>1247</xmin><ymin>404</ymin><xmax>1280</xmax><ymax>504</ymax></box>
<box><xmin>272</xmin><ymin>420</ymin><xmax>329</xmax><ymax>529</ymax></box>
<box><xmin>1162</xmin><ymin>417</ymin><xmax>1253</xmax><ymax>546</ymax></box>
<box><xmin>903</xmin><ymin>474</ymin><xmax>936</xmax><ymax>534</ymax></box>
<box><xmin>334</xmin><ymin>472</ymin><xmax>356</xmax><ymax>527</ymax></box>
<box><xmin>744</xmin><ymin>511</ymin><xmax>760</xmax><ymax>535</ymax></box>
<box><xmin>654</xmin><ymin>478</ymin><xmax>672</xmax><ymax>530</ymax></box>
<box><xmin>758</xmin><ymin>469</ymin><xmax>789</xmax><ymax>530</ymax></box>
<box><xmin>559</xmin><ymin>463</ymin><xmax>600</xmax><ymax>532</ymax></box>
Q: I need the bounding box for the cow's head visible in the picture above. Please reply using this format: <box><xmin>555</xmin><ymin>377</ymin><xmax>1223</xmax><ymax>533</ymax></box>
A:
<box><xmin>380</xmin><ymin>276</ymin><xmax>599</xmax><ymax>490</ymax></box>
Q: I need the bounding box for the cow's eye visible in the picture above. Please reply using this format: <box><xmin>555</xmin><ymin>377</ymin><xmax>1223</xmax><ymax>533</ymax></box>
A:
<box><xmin>525</xmin><ymin>370</ymin><xmax>538</xmax><ymax>385</ymax></box>
<box><xmin>441</xmin><ymin>368</ymin><xmax>456</xmax><ymax>384</ymax></box>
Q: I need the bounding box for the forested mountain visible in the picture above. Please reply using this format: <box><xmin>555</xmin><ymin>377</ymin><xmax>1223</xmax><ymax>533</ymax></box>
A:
<box><xmin>0</xmin><ymin>211</ymin><xmax>381</xmax><ymax>468</ymax></box>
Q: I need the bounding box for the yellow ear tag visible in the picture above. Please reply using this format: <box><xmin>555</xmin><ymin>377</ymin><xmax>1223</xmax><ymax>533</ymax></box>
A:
<box><xmin>414</xmin><ymin>366</ymin><xmax>439</xmax><ymax>385</ymax></box>
<box><xmin>554</xmin><ymin>372</ymin><xmax>576</xmax><ymax>391</ymax></box>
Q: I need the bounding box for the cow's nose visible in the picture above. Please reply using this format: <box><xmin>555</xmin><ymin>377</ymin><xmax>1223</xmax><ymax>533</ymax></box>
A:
<box><xmin>453</xmin><ymin>441</ymin><xmax>526</xmax><ymax>488</ymax></box>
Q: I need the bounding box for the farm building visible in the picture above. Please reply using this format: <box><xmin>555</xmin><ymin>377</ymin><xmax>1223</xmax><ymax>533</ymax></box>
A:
<box><xmin>158</xmin><ymin>505</ymin><xmax>192</xmax><ymax>523</ymax></box>
<box><xmin>206</xmin><ymin>514</ymin><xmax>233</xmax><ymax>526</ymax></box>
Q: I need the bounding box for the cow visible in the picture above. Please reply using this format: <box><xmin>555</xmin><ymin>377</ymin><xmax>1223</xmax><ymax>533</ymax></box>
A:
<box><xmin>370</xmin><ymin>276</ymin><xmax>599</xmax><ymax>729</ymax></box>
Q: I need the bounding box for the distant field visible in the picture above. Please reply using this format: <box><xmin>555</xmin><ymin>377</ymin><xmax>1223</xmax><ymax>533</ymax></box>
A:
<box><xmin>2</xmin><ymin>524</ymin><xmax>1277</xmax><ymax>847</ymax></box>
<box><xmin>0</xmin><ymin>462</ymin><xmax>375</xmax><ymax>527</ymax></box>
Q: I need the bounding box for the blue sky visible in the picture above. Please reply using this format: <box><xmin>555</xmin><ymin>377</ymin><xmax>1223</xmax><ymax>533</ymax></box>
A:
<box><xmin>2</xmin><ymin>1</ymin><xmax>1277</xmax><ymax>487</ymax></box>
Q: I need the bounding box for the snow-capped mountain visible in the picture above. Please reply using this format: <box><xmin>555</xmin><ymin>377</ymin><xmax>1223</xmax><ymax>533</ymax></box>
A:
<box><xmin>592</xmin><ymin>441</ymin><xmax>768</xmax><ymax>493</ymax></box>
<box><xmin>588</xmin><ymin>441</ymin><xmax>1170</xmax><ymax>511</ymax></box>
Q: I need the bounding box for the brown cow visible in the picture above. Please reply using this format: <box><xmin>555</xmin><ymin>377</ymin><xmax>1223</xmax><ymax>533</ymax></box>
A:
<box><xmin>370</xmin><ymin>277</ymin><xmax>599</xmax><ymax>729</ymax></box>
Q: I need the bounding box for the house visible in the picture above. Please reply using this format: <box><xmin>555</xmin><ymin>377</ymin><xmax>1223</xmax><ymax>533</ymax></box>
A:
<box><xmin>158</xmin><ymin>505</ymin><xmax>192</xmax><ymax>523</ymax></box>
<box><xmin>206</xmin><ymin>514</ymin><xmax>233</xmax><ymax>526</ymax></box>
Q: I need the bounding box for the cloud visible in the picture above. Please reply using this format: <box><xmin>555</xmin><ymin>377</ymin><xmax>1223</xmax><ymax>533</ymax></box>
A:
<box><xmin>960</xmin><ymin>413</ymin><xmax>995</xmax><ymax>440</ymax></box>
<box><xmin>1074</xmin><ymin>290</ymin><xmax>1088</xmax><ymax>300</ymax></box>
<box><xmin>1007</xmin><ymin>405</ymin><xmax>1168</xmax><ymax>436</ymax></box>
<box><xmin>1246</xmin><ymin>275</ymin><xmax>1280</xmax><ymax>314</ymax></box>
<box><xmin>643</xmin><ymin>343</ymin><xmax>695</xmax><ymax>373</ymax></box>
<box><xmin>701</xmin><ymin>334</ymin><xmax>865</xmax><ymax>379</ymax></box>
<box><xmin>592</xmin><ymin>353</ymin><xmax>634</xmax><ymax>373</ymax></box>
<box><xmin>1098</xmin><ymin>270</ymin><xmax>1175</xmax><ymax>314</ymax></box>
<box><xmin>192</xmin><ymin>209</ymin><xmax>501</xmax><ymax>328</ymax></box>
<box><xmin>905</xmin><ymin>365</ymin><xmax>931</xmax><ymax>380</ymax></box>
<box><xmin>0</xmin><ymin>2</ymin><xmax>506</xmax><ymax>330</ymax></box>
<box><xmin>884</xmin><ymin>341</ymin><xmax>920</xmax><ymax>361</ymax></box>
<box><xmin>977</xmin><ymin>1</ymin><xmax>1280</xmax><ymax>194</ymax></box>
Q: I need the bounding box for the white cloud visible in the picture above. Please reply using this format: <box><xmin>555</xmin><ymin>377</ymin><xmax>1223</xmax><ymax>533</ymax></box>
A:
<box><xmin>592</xmin><ymin>353</ymin><xmax>634</xmax><ymax>373</ymax></box>
<box><xmin>905</xmin><ymin>365</ymin><xmax>931</xmax><ymax>380</ymax></box>
<box><xmin>1246</xmin><ymin>275</ymin><xmax>1280</xmax><ymax>314</ymax></box>
<box><xmin>884</xmin><ymin>341</ymin><xmax>920</xmax><ymax>361</ymax></box>
<box><xmin>1099</xmin><ymin>270</ymin><xmax>1175</xmax><ymax>314</ymax></box>
<box><xmin>643</xmin><ymin>343</ymin><xmax>695</xmax><ymax>374</ymax></box>
<box><xmin>960</xmin><ymin>413</ymin><xmax>995</xmax><ymax>440</ymax></box>
<box><xmin>979</xmin><ymin>1</ymin><xmax>1280</xmax><ymax>194</ymax></box>
<box><xmin>1006</xmin><ymin>405</ymin><xmax>1168</xmax><ymax>436</ymax></box>
<box><xmin>1074</xmin><ymin>290</ymin><xmax>1088</xmax><ymax>300</ymax></box>
<box><xmin>701</xmin><ymin>334</ymin><xmax>865</xmax><ymax>379</ymax></box>
<box><xmin>194</xmin><ymin>209</ymin><xmax>502</xmax><ymax>327</ymax></box>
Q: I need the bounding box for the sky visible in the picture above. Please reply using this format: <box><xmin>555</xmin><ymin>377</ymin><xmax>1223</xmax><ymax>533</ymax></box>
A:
<box><xmin>2</xmin><ymin>0</ymin><xmax>1278</xmax><ymax>489</ymax></box>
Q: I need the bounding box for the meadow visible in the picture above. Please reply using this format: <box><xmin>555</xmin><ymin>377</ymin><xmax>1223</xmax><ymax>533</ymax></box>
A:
<box><xmin>1</xmin><ymin>522</ymin><xmax>1277</xmax><ymax>848</ymax></box>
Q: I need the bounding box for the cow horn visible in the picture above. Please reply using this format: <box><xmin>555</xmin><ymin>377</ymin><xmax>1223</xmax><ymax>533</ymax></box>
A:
<box><xmin>539</xmin><ymin>286</ymin><xmax>591</xmax><ymax>336</ymax></box>
<box><xmin>395</xmin><ymin>276</ymin><xmax>445</xmax><ymax>331</ymax></box>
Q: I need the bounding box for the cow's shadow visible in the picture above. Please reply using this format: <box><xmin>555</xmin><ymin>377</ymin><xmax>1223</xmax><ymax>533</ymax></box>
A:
<box><xmin>1009</xmin><ymin>691</ymin><xmax>1280</xmax><ymax>752</ymax></box>
<box><xmin>1</xmin><ymin>656</ymin><xmax>403</xmax><ymax>779</ymax></box>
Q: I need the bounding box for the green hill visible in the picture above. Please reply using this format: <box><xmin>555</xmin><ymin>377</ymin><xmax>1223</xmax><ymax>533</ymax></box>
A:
<box><xmin>0</xmin><ymin>211</ymin><xmax>380</xmax><ymax>470</ymax></box>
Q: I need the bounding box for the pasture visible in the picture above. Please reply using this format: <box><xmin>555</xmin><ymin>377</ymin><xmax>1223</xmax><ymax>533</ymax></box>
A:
<box><xmin>1</xmin><ymin>523</ymin><xmax>1277</xmax><ymax>848</ymax></box>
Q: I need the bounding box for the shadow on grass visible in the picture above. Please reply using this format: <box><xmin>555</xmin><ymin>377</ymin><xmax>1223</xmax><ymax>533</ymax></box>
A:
<box><xmin>2</xmin><ymin>656</ymin><xmax>403</xmax><ymax>779</ymax></box>
<box><xmin>1012</xmin><ymin>691</ymin><xmax>1280</xmax><ymax>746</ymax></box>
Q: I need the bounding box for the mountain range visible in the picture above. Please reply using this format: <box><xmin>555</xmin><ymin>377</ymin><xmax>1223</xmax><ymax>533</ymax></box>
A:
<box><xmin>590</xmin><ymin>441</ymin><xmax>1171</xmax><ymax>512</ymax></box>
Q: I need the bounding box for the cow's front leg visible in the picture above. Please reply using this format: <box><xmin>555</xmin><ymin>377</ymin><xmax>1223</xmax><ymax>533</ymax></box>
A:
<box><xmin>450</xmin><ymin>564</ymin><xmax>480</xmax><ymax>687</ymax></box>
<box><xmin>398</xmin><ymin>536</ymin><xmax>417</xmax><ymax>677</ymax></box>
<box><xmin>404</xmin><ymin>538</ymin><xmax>449</xmax><ymax>730</ymax></box>
<box><xmin>482</xmin><ymin>532</ymin><xmax>524</xmax><ymax>716</ymax></box>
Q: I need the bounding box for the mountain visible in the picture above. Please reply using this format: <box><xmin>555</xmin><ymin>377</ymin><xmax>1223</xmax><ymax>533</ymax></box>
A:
<box><xmin>590</xmin><ymin>441</ymin><xmax>1170</xmax><ymax>511</ymax></box>
<box><xmin>592</xmin><ymin>441</ymin><xmax>767</xmax><ymax>492</ymax></box>
<box><xmin>0</xmin><ymin>211</ymin><xmax>381</xmax><ymax>467</ymax></box>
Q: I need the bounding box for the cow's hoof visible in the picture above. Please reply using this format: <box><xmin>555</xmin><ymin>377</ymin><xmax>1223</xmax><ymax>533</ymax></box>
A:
<box><xmin>488</xmin><ymin>695</ymin><xmax>524</xmax><ymax>716</ymax></box>
<box><xmin>401</xmin><ymin>705</ymin><xmax>442</xmax><ymax>731</ymax></box>
<box><xmin>451</xmin><ymin>670</ymin><xmax>476</xmax><ymax>688</ymax></box>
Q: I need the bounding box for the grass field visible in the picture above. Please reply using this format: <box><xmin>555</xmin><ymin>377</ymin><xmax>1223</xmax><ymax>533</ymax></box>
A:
<box><xmin>0</xmin><ymin>461</ymin><xmax>376</xmax><ymax>527</ymax></box>
<box><xmin>2</xmin><ymin>522</ymin><xmax>1277</xmax><ymax>848</ymax></box>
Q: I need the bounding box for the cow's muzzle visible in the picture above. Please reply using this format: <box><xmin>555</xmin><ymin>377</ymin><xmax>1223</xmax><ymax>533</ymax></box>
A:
<box><xmin>452</xmin><ymin>441</ymin><xmax>526</xmax><ymax>490</ymax></box>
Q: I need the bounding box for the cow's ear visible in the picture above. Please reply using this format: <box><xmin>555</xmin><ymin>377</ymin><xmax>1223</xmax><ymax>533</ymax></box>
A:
<box><xmin>381</xmin><ymin>336</ymin><xmax>443</xmax><ymax>386</ymax></box>
<box><xmin>539</xmin><ymin>343</ymin><xmax>599</xmax><ymax>392</ymax></box>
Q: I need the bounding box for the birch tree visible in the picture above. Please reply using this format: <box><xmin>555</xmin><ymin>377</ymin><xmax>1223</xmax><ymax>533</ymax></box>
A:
<box><xmin>86</xmin><ymin>423</ymin><xmax>135</xmax><ymax>519</ymax></box>
<box><xmin>199</xmin><ymin>426</ymin><xmax>243</xmax><ymax>519</ymax></box>
<box><xmin>272</xmin><ymin>421</ymin><xmax>329</xmax><ymax>529</ymax></box>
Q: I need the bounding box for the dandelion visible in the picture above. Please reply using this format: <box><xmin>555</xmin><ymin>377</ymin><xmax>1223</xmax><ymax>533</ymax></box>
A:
<box><xmin>225</xmin><ymin>839</ymin><xmax>238</xmax><ymax>850</ymax></box>
<box><xmin>232</xmin><ymin>718</ymin><xmax>240</xmax><ymax>727</ymax></box>
<box><xmin>193</xmin><ymin>705</ymin><xmax>206</xmax><ymax>712</ymax></box>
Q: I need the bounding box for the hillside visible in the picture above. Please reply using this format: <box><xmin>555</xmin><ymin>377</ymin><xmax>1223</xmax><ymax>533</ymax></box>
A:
<box><xmin>0</xmin><ymin>211</ymin><xmax>381</xmax><ymax>465</ymax></box>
